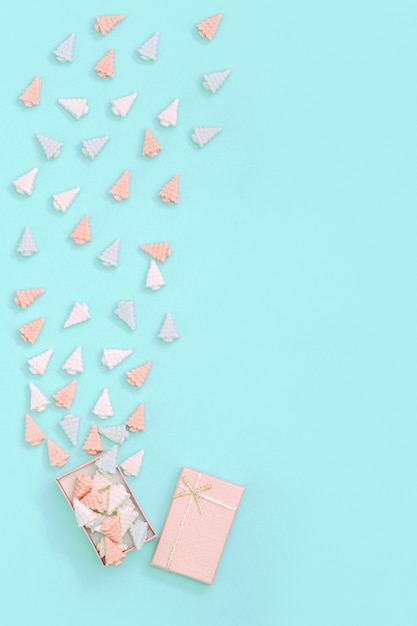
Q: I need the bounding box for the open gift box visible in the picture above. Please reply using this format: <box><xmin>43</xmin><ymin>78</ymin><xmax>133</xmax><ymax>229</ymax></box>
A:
<box><xmin>56</xmin><ymin>456</ymin><xmax>157</xmax><ymax>566</ymax></box>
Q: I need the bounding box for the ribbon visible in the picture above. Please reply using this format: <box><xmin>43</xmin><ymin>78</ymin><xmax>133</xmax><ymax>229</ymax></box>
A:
<box><xmin>172</xmin><ymin>476</ymin><xmax>212</xmax><ymax>514</ymax></box>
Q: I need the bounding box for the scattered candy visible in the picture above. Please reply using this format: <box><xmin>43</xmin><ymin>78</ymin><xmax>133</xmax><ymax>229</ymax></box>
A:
<box><xmin>101</xmin><ymin>348</ymin><xmax>133</xmax><ymax>370</ymax></box>
<box><xmin>95</xmin><ymin>516</ymin><xmax>122</xmax><ymax>543</ymax></box>
<box><xmin>142</xmin><ymin>128</ymin><xmax>162</xmax><ymax>157</ymax></box>
<box><xmin>27</xmin><ymin>348</ymin><xmax>53</xmax><ymax>376</ymax></box>
<box><xmin>36</xmin><ymin>133</ymin><xmax>62</xmax><ymax>160</ymax></box>
<box><xmin>125</xmin><ymin>402</ymin><xmax>145</xmax><ymax>432</ymax></box>
<box><xmin>72</xmin><ymin>474</ymin><xmax>93</xmax><ymax>500</ymax></box>
<box><xmin>109</xmin><ymin>170</ymin><xmax>130</xmax><ymax>201</ymax></box>
<box><xmin>52</xmin><ymin>379</ymin><xmax>77</xmax><ymax>409</ymax></box>
<box><xmin>82</xmin><ymin>425</ymin><xmax>103</xmax><ymax>455</ymax></box>
<box><xmin>157</xmin><ymin>98</ymin><xmax>179</xmax><ymax>127</ymax></box>
<box><xmin>47</xmin><ymin>439</ymin><xmax>69</xmax><ymax>467</ymax></box>
<box><xmin>114</xmin><ymin>300</ymin><xmax>136</xmax><ymax>330</ymax></box>
<box><xmin>29</xmin><ymin>382</ymin><xmax>50</xmax><ymax>412</ymax></box>
<box><xmin>14</xmin><ymin>288</ymin><xmax>45</xmax><ymax>309</ymax></box>
<box><xmin>118</xmin><ymin>505</ymin><xmax>139</xmax><ymax>535</ymax></box>
<box><xmin>62</xmin><ymin>346</ymin><xmax>83</xmax><ymax>375</ymax></box>
<box><xmin>25</xmin><ymin>414</ymin><xmax>45</xmax><ymax>446</ymax></box>
<box><xmin>73</xmin><ymin>497</ymin><xmax>96</xmax><ymax>527</ymax></box>
<box><xmin>53</xmin><ymin>34</ymin><xmax>75</xmax><ymax>62</ymax></box>
<box><xmin>104</xmin><ymin>536</ymin><xmax>126</xmax><ymax>566</ymax></box>
<box><xmin>111</xmin><ymin>93</ymin><xmax>137</xmax><ymax>117</ymax></box>
<box><xmin>70</xmin><ymin>215</ymin><xmax>91</xmax><ymax>245</ymax></box>
<box><xmin>80</xmin><ymin>488</ymin><xmax>104</xmax><ymax>512</ymax></box>
<box><xmin>99</xmin><ymin>424</ymin><xmax>129</xmax><ymax>445</ymax></box>
<box><xmin>58</xmin><ymin>98</ymin><xmax>88</xmax><ymax>120</ymax></box>
<box><xmin>92</xmin><ymin>388</ymin><xmax>114</xmax><ymax>419</ymax></box>
<box><xmin>94</xmin><ymin>15</ymin><xmax>125</xmax><ymax>35</ymax></box>
<box><xmin>196</xmin><ymin>13</ymin><xmax>223</xmax><ymax>40</ymax></box>
<box><xmin>13</xmin><ymin>167</ymin><xmax>39</xmax><ymax>195</ymax></box>
<box><xmin>121</xmin><ymin>450</ymin><xmax>144</xmax><ymax>477</ymax></box>
<box><xmin>158</xmin><ymin>312</ymin><xmax>179</xmax><ymax>342</ymax></box>
<box><xmin>99</xmin><ymin>238</ymin><xmax>121</xmax><ymax>268</ymax></box>
<box><xmin>60</xmin><ymin>413</ymin><xmax>80</xmax><ymax>446</ymax></box>
<box><xmin>159</xmin><ymin>174</ymin><xmax>179</xmax><ymax>203</ymax></box>
<box><xmin>140</xmin><ymin>242</ymin><xmax>171</xmax><ymax>263</ymax></box>
<box><xmin>107</xmin><ymin>483</ymin><xmax>129</xmax><ymax>515</ymax></box>
<box><xmin>52</xmin><ymin>186</ymin><xmax>81</xmax><ymax>213</ymax></box>
<box><xmin>95</xmin><ymin>446</ymin><xmax>118</xmax><ymax>474</ymax></box>
<box><xmin>81</xmin><ymin>135</ymin><xmax>110</xmax><ymax>159</ymax></box>
<box><xmin>17</xmin><ymin>226</ymin><xmax>37</xmax><ymax>256</ymax></box>
<box><xmin>145</xmin><ymin>260</ymin><xmax>165</xmax><ymax>290</ymax></box>
<box><xmin>19</xmin><ymin>317</ymin><xmax>45</xmax><ymax>344</ymax></box>
<box><xmin>95</xmin><ymin>49</ymin><xmax>115</xmax><ymax>78</ymax></box>
<box><xmin>192</xmin><ymin>126</ymin><xmax>222</xmax><ymax>148</ymax></box>
<box><xmin>63</xmin><ymin>302</ymin><xmax>91</xmax><ymax>328</ymax></box>
<box><xmin>19</xmin><ymin>76</ymin><xmax>41</xmax><ymax>107</ymax></box>
<box><xmin>202</xmin><ymin>70</ymin><xmax>230</xmax><ymax>94</ymax></box>
<box><xmin>137</xmin><ymin>32</ymin><xmax>160</xmax><ymax>61</ymax></box>
<box><xmin>129</xmin><ymin>519</ymin><xmax>148</xmax><ymax>550</ymax></box>
<box><xmin>126</xmin><ymin>361</ymin><xmax>152</xmax><ymax>388</ymax></box>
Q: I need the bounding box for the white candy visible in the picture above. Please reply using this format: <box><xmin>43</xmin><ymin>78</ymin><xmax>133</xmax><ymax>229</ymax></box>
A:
<box><xmin>114</xmin><ymin>301</ymin><xmax>136</xmax><ymax>330</ymax></box>
<box><xmin>111</xmin><ymin>93</ymin><xmax>137</xmax><ymax>117</ymax></box>
<box><xmin>129</xmin><ymin>520</ymin><xmax>148</xmax><ymax>550</ymax></box>
<box><xmin>157</xmin><ymin>98</ymin><xmax>179</xmax><ymax>127</ymax></box>
<box><xmin>107</xmin><ymin>483</ymin><xmax>129</xmax><ymax>515</ymax></box>
<box><xmin>121</xmin><ymin>450</ymin><xmax>144</xmax><ymax>477</ymax></box>
<box><xmin>99</xmin><ymin>425</ymin><xmax>129</xmax><ymax>445</ymax></box>
<box><xmin>137</xmin><ymin>32</ymin><xmax>160</xmax><ymax>61</ymax></box>
<box><xmin>62</xmin><ymin>346</ymin><xmax>84</xmax><ymax>374</ymax></box>
<box><xmin>95</xmin><ymin>446</ymin><xmax>118</xmax><ymax>474</ymax></box>
<box><xmin>158</xmin><ymin>312</ymin><xmax>179</xmax><ymax>342</ymax></box>
<box><xmin>81</xmin><ymin>135</ymin><xmax>110</xmax><ymax>159</ymax></box>
<box><xmin>73</xmin><ymin>498</ymin><xmax>96</xmax><ymax>527</ymax></box>
<box><xmin>145</xmin><ymin>260</ymin><xmax>165</xmax><ymax>290</ymax></box>
<box><xmin>202</xmin><ymin>70</ymin><xmax>231</xmax><ymax>94</ymax></box>
<box><xmin>63</xmin><ymin>302</ymin><xmax>91</xmax><ymax>328</ymax></box>
<box><xmin>117</xmin><ymin>505</ymin><xmax>139</xmax><ymax>536</ymax></box>
<box><xmin>58</xmin><ymin>98</ymin><xmax>88</xmax><ymax>120</ymax></box>
<box><xmin>13</xmin><ymin>168</ymin><xmax>39</xmax><ymax>195</ymax></box>
<box><xmin>98</xmin><ymin>238</ymin><xmax>121</xmax><ymax>268</ymax></box>
<box><xmin>36</xmin><ymin>133</ymin><xmax>62</xmax><ymax>159</ymax></box>
<box><xmin>101</xmin><ymin>349</ymin><xmax>132</xmax><ymax>370</ymax></box>
<box><xmin>59</xmin><ymin>413</ymin><xmax>80</xmax><ymax>446</ymax></box>
<box><xmin>192</xmin><ymin>127</ymin><xmax>222</xmax><ymax>148</ymax></box>
<box><xmin>53</xmin><ymin>34</ymin><xmax>76</xmax><ymax>62</ymax></box>
<box><xmin>27</xmin><ymin>348</ymin><xmax>53</xmax><ymax>376</ymax></box>
<box><xmin>29</xmin><ymin>382</ymin><xmax>50</xmax><ymax>412</ymax></box>
<box><xmin>92</xmin><ymin>388</ymin><xmax>114</xmax><ymax>420</ymax></box>
<box><xmin>17</xmin><ymin>226</ymin><xmax>37</xmax><ymax>256</ymax></box>
<box><xmin>52</xmin><ymin>187</ymin><xmax>81</xmax><ymax>213</ymax></box>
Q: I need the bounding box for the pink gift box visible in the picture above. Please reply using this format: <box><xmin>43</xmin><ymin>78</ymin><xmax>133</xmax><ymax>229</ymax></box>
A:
<box><xmin>151</xmin><ymin>467</ymin><xmax>244</xmax><ymax>584</ymax></box>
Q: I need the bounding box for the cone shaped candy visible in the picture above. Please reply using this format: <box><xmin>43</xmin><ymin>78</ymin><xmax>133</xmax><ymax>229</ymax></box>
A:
<box><xmin>145</xmin><ymin>260</ymin><xmax>165</xmax><ymax>290</ymax></box>
<box><xmin>157</xmin><ymin>98</ymin><xmax>179</xmax><ymax>127</ymax></box>
<box><xmin>125</xmin><ymin>403</ymin><xmax>145</xmax><ymax>432</ymax></box>
<box><xmin>52</xmin><ymin>187</ymin><xmax>80</xmax><ymax>213</ymax></box>
<box><xmin>14</xmin><ymin>288</ymin><xmax>45</xmax><ymax>309</ymax></box>
<box><xmin>59</xmin><ymin>413</ymin><xmax>80</xmax><ymax>445</ymax></box>
<box><xmin>47</xmin><ymin>439</ymin><xmax>69</xmax><ymax>467</ymax></box>
<box><xmin>82</xmin><ymin>424</ymin><xmax>103</xmax><ymax>455</ymax></box>
<box><xmin>126</xmin><ymin>361</ymin><xmax>152</xmax><ymax>388</ymax></box>
<box><xmin>29</xmin><ymin>382</ymin><xmax>50</xmax><ymax>412</ymax></box>
<box><xmin>107</xmin><ymin>483</ymin><xmax>129</xmax><ymax>515</ymax></box>
<box><xmin>108</xmin><ymin>170</ymin><xmax>130</xmax><ymax>201</ymax></box>
<box><xmin>72</xmin><ymin>474</ymin><xmax>93</xmax><ymax>500</ymax></box>
<box><xmin>36</xmin><ymin>133</ymin><xmax>62</xmax><ymax>160</ymax></box>
<box><xmin>142</xmin><ymin>128</ymin><xmax>162</xmax><ymax>157</ymax></box>
<box><xmin>53</xmin><ymin>33</ymin><xmax>75</xmax><ymax>62</ymax></box>
<box><xmin>114</xmin><ymin>301</ymin><xmax>136</xmax><ymax>330</ymax></box>
<box><xmin>96</xmin><ymin>516</ymin><xmax>122</xmax><ymax>543</ymax></box>
<box><xmin>98</xmin><ymin>425</ymin><xmax>129</xmax><ymax>445</ymax></box>
<box><xmin>192</xmin><ymin>126</ymin><xmax>222</xmax><ymax>148</ymax></box>
<box><xmin>13</xmin><ymin>168</ymin><xmax>39</xmax><ymax>195</ymax></box>
<box><xmin>202</xmin><ymin>69</ymin><xmax>231</xmax><ymax>94</ymax></box>
<box><xmin>137</xmin><ymin>32</ymin><xmax>160</xmax><ymax>61</ymax></box>
<box><xmin>95</xmin><ymin>446</ymin><xmax>118</xmax><ymax>474</ymax></box>
<box><xmin>104</xmin><ymin>537</ymin><xmax>126</xmax><ymax>566</ymax></box>
<box><xmin>101</xmin><ymin>349</ymin><xmax>132</xmax><ymax>370</ymax></box>
<box><xmin>19</xmin><ymin>76</ymin><xmax>41</xmax><ymax>107</ymax></box>
<box><xmin>196</xmin><ymin>13</ymin><xmax>223</xmax><ymax>40</ymax></box>
<box><xmin>93</xmin><ymin>469</ymin><xmax>112</xmax><ymax>491</ymax></box>
<box><xmin>20</xmin><ymin>317</ymin><xmax>45</xmax><ymax>344</ymax></box>
<box><xmin>28</xmin><ymin>348</ymin><xmax>53</xmax><ymax>376</ymax></box>
<box><xmin>58</xmin><ymin>98</ymin><xmax>88</xmax><ymax>120</ymax></box>
<box><xmin>94</xmin><ymin>15</ymin><xmax>125</xmax><ymax>35</ymax></box>
<box><xmin>86</xmin><ymin>513</ymin><xmax>105</xmax><ymax>531</ymax></box>
<box><xmin>111</xmin><ymin>93</ymin><xmax>137</xmax><ymax>117</ymax></box>
<box><xmin>121</xmin><ymin>450</ymin><xmax>144</xmax><ymax>477</ymax></box>
<box><xmin>99</xmin><ymin>238</ymin><xmax>121</xmax><ymax>268</ymax></box>
<box><xmin>81</xmin><ymin>135</ymin><xmax>109</xmax><ymax>159</ymax></box>
<box><xmin>25</xmin><ymin>414</ymin><xmax>45</xmax><ymax>446</ymax></box>
<box><xmin>95</xmin><ymin>49</ymin><xmax>115</xmax><ymax>78</ymax></box>
<box><xmin>70</xmin><ymin>215</ymin><xmax>91</xmax><ymax>245</ymax></box>
<box><xmin>118</xmin><ymin>505</ymin><xmax>139</xmax><ymax>536</ymax></box>
<box><xmin>17</xmin><ymin>226</ymin><xmax>37</xmax><ymax>256</ymax></box>
<box><xmin>62</xmin><ymin>346</ymin><xmax>84</xmax><ymax>374</ymax></box>
<box><xmin>129</xmin><ymin>519</ymin><xmax>148</xmax><ymax>550</ymax></box>
<box><xmin>158</xmin><ymin>312</ymin><xmax>179</xmax><ymax>342</ymax></box>
<box><xmin>73</xmin><ymin>498</ymin><xmax>96</xmax><ymax>527</ymax></box>
<box><xmin>92</xmin><ymin>388</ymin><xmax>114</xmax><ymax>419</ymax></box>
<box><xmin>80</xmin><ymin>488</ymin><xmax>103</xmax><ymax>512</ymax></box>
<box><xmin>159</xmin><ymin>174</ymin><xmax>179</xmax><ymax>203</ymax></box>
<box><xmin>63</xmin><ymin>302</ymin><xmax>91</xmax><ymax>328</ymax></box>
<box><xmin>140</xmin><ymin>242</ymin><xmax>171</xmax><ymax>263</ymax></box>
<box><xmin>53</xmin><ymin>379</ymin><xmax>77</xmax><ymax>409</ymax></box>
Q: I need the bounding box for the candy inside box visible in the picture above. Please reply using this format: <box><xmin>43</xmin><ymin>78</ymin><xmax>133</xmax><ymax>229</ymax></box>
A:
<box><xmin>56</xmin><ymin>456</ymin><xmax>157</xmax><ymax>566</ymax></box>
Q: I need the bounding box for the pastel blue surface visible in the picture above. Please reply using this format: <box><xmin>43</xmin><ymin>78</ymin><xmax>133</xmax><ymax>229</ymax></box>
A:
<box><xmin>2</xmin><ymin>1</ymin><xmax>417</xmax><ymax>624</ymax></box>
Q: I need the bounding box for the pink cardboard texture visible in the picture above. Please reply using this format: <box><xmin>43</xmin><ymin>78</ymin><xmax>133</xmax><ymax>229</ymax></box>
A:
<box><xmin>151</xmin><ymin>467</ymin><xmax>244</xmax><ymax>584</ymax></box>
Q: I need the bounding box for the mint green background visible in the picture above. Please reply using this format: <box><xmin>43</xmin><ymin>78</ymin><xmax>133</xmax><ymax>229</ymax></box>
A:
<box><xmin>2</xmin><ymin>1</ymin><xmax>417</xmax><ymax>624</ymax></box>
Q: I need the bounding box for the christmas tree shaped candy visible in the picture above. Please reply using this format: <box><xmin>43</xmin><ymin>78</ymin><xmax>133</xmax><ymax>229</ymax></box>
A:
<box><xmin>19</xmin><ymin>317</ymin><xmax>45</xmax><ymax>344</ymax></box>
<box><xmin>59</xmin><ymin>413</ymin><xmax>80</xmax><ymax>446</ymax></box>
<box><xmin>145</xmin><ymin>260</ymin><xmax>165</xmax><ymax>290</ymax></box>
<box><xmin>47</xmin><ymin>439</ymin><xmax>69</xmax><ymax>467</ymax></box>
<box><xmin>62</xmin><ymin>346</ymin><xmax>83</xmax><ymax>374</ymax></box>
<box><xmin>81</xmin><ymin>135</ymin><xmax>109</xmax><ymax>159</ymax></box>
<box><xmin>25</xmin><ymin>414</ymin><xmax>45</xmax><ymax>446</ymax></box>
<box><xmin>125</xmin><ymin>402</ymin><xmax>145</xmax><ymax>432</ymax></box>
<box><xmin>95</xmin><ymin>49</ymin><xmax>115</xmax><ymax>78</ymax></box>
<box><xmin>137</xmin><ymin>32</ymin><xmax>160</xmax><ymax>61</ymax></box>
<box><xmin>63</xmin><ymin>302</ymin><xmax>91</xmax><ymax>328</ymax></box>
<box><xmin>14</xmin><ymin>288</ymin><xmax>45</xmax><ymax>309</ymax></box>
<box><xmin>108</xmin><ymin>170</ymin><xmax>130</xmax><ymax>200</ymax></box>
<box><xmin>70</xmin><ymin>215</ymin><xmax>91</xmax><ymax>244</ymax></box>
<box><xmin>99</xmin><ymin>238</ymin><xmax>121</xmax><ymax>268</ymax></box>
<box><xmin>125</xmin><ymin>361</ymin><xmax>152</xmax><ymax>388</ymax></box>
<box><xmin>92</xmin><ymin>470</ymin><xmax>112</xmax><ymax>491</ymax></box>
<box><xmin>73</xmin><ymin>498</ymin><xmax>96</xmax><ymax>527</ymax></box>
<box><xmin>140</xmin><ymin>242</ymin><xmax>171</xmax><ymax>263</ymax></box>
<box><xmin>95</xmin><ymin>516</ymin><xmax>122</xmax><ymax>543</ymax></box>
<box><xmin>98</xmin><ymin>425</ymin><xmax>129</xmax><ymax>445</ymax></box>
<box><xmin>92</xmin><ymin>388</ymin><xmax>114</xmax><ymax>419</ymax></box>
<box><xmin>95</xmin><ymin>445</ymin><xmax>118</xmax><ymax>474</ymax></box>
<box><xmin>196</xmin><ymin>13</ymin><xmax>223</xmax><ymax>40</ymax></box>
<box><xmin>104</xmin><ymin>537</ymin><xmax>126</xmax><ymax>566</ymax></box>
<box><xmin>19</xmin><ymin>76</ymin><xmax>41</xmax><ymax>107</ymax></box>
<box><xmin>58</xmin><ymin>98</ymin><xmax>88</xmax><ymax>120</ymax></box>
<box><xmin>202</xmin><ymin>70</ymin><xmax>231</xmax><ymax>94</ymax></box>
<box><xmin>107</xmin><ymin>483</ymin><xmax>129</xmax><ymax>515</ymax></box>
<box><xmin>17</xmin><ymin>226</ymin><xmax>37</xmax><ymax>256</ymax></box>
<box><xmin>192</xmin><ymin>127</ymin><xmax>222</xmax><ymax>148</ymax></box>
<box><xmin>129</xmin><ymin>520</ymin><xmax>148</xmax><ymax>550</ymax></box>
<box><xmin>158</xmin><ymin>312</ymin><xmax>179</xmax><ymax>342</ymax></box>
<box><xmin>13</xmin><ymin>168</ymin><xmax>39</xmax><ymax>195</ymax></box>
<box><xmin>53</xmin><ymin>34</ymin><xmax>75</xmax><ymax>62</ymax></box>
<box><xmin>27</xmin><ymin>348</ymin><xmax>53</xmax><ymax>376</ymax></box>
<box><xmin>80</xmin><ymin>488</ymin><xmax>103</xmax><ymax>512</ymax></box>
<box><xmin>52</xmin><ymin>187</ymin><xmax>80</xmax><ymax>212</ymax></box>
<box><xmin>52</xmin><ymin>379</ymin><xmax>77</xmax><ymax>409</ymax></box>
<box><xmin>101</xmin><ymin>349</ymin><xmax>132</xmax><ymax>370</ymax></box>
<box><xmin>159</xmin><ymin>174</ymin><xmax>179</xmax><ymax>203</ymax></box>
<box><xmin>29</xmin><ymin>382</ymin><xmax>50</xmax><ymax>412</ymax></box>
<box><xmin>157</xmin><ymin>98</ymin><xmax>179</xmax><ymax>127</ymax></box>
<box><xmin>111</xmin><ymin>93</ymin><xmax>137</xmax><ymax>117</ymax></box>
<box><xmin>72</xmin><ymin>474</ymin><xmax>93</xmax><ymax>500</ymax></box>
<box><xmin>82</xmin><ymin>425</ymin><xmax>103</xmax><ymax>455</ymax></box>
<box><xmin>36</xmin><ymin>133</ymin><xmax>62</xmax><ymax>160</ymax></box>
<box><xmin>142</xmin><ymin>128</ymin><xmax>162</xmax><ymax>157</ymax></box>
<box><xmin>118</xmin><ymin>505</ymin><xmax>139</xmax><ymax>536</ymax></box>
<box><xmin>114</xmin><ymin>301</ymin><xmax>136</xmax><ymax>330</ymax></box>
<box><xmin>94</xmin><ymin>15</ymin><xmax>125</xmax><ymax>35</ymax></box>
<box><xmin>121</xmin><ymin>450</ymin><xmax>144</xmax><ymax>477</ymax></box>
